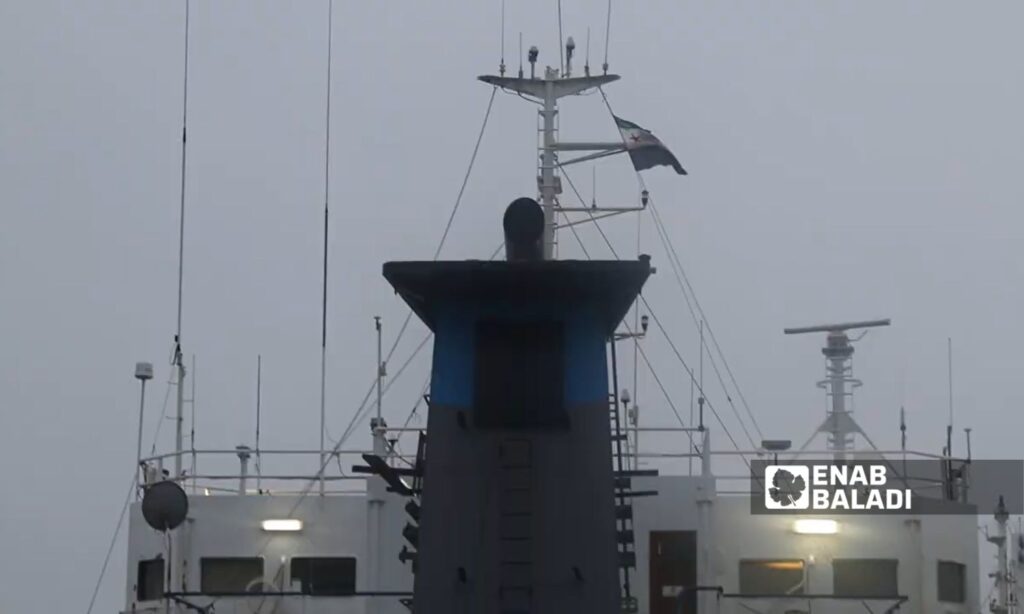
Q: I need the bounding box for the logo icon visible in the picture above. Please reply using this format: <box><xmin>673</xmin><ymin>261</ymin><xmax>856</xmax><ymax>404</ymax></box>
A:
<box><xmin>765</xmin><ymin>465</ymin><xmax>809</xmax><ymax>509</ymax></box>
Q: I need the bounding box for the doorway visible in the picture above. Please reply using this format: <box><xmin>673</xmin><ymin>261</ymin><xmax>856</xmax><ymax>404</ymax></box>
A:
<box><xmin>649</xmin><ymin>530</ymin><xmax>698</xmax><ymax>614</ymax></box>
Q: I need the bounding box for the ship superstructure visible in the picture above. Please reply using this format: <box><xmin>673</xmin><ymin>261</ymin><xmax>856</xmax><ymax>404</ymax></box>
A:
<box><xmin>115</xmin><ymin>9</ymin><xmax>1007</xmax><ymax>614</ymax></box>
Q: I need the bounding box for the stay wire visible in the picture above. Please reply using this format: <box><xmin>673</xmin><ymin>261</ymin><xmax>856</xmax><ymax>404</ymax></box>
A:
<box><xmin>433</xmin><ymin>86</ymin><xmax>497</xmax><ymax>261</ymax></box>
<box><xmin>643</xmin><ymin>199</ymin><xmax>758</xmax><ymax>445</ymax></box>
<box><xmin>647</xmin><ymin>197</ymin><xmax>763</xmax><ymax>438</ymax></box>
<box><xmin>560</xmin><ymin>167</ymin><xmax>753</xmax><ymax>456</ymax></box>
<box><xmin>595</xmin><ymin>86</ymin><xmax>764</xmax><ymax>440</ymax></box>
<box><xmin>326</xmin><ymin>84</ymin><xmax>501</xmax><ymax>451</ymax></box>
<box><xmin>85</xmin><ymin>370</ymin><xmax>178</xmax><ymax>614</ymax></box>
<box><xmin>84</xmin><ymin>475</ymin><xmax>136</xmax><ymax>614</ymax></box>
<box><xmin>557</xmin><ymin>200</ymin><xmax>691</xmax><ymax>452</ymax></box>
<box><xmin>204</xmin><ymin>331</ymin><xmax>432</xmax><ymax>612</ymax></box>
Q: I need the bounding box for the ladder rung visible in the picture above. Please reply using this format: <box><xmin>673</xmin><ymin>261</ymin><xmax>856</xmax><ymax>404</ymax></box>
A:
<box><xmin>616</xmin><ymin>469</ymin><xmax>659</xmax><ymax>477</ymax></box>
<box><xmin>619</xmin><ymin>551</ymin><xmax>637</xmax><ymax>568</ymax></box>
<box><xmin>620</xmin><ymin>490</ymin><xmax>659</xmax><ymax>498</ymax></box>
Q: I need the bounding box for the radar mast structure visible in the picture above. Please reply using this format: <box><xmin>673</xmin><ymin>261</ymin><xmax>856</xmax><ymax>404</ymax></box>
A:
<box><xmin>784</xmin><ymin>319</ymin><xmax>890</xmax><ymax>460</ymax></box>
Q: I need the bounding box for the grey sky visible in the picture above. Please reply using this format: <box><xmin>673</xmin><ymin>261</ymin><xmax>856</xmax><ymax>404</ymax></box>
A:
<box><xmin>2</xmin><ymin>1</ymin><xmax>1022</xmax><ymax>611</ymax></box>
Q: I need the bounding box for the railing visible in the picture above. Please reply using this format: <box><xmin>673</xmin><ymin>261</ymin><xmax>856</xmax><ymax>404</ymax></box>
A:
<box><xmin>137</xmin><ymin>424</ymin><xmax>969</xmax><ymax>501</ymax></box>
<box><xmin>137</xmin><ymin>446</ymin><xmax>418</xmax><ymax>497</ymax></box>
<box><xmin>618</xmin><ymin>424</ymin><xmax>972</xmax><ymax>505</ymax></box>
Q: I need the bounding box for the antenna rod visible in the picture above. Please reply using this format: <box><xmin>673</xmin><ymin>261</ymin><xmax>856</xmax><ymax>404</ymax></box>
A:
<box><xmin>557</xmin><ymin>0</ymin><xmax>565</xmax><ymax>74</ymax></box>
<box><xmin>376</xmin><ymin>316</ymin><xmax>384</xmax><ymax>421</ymax></box>
<box><xmin>518</xmin><ymin>32</ymin><xmax>523</xmax><ymax>78</ymax></box>
<box><xmin>173</xmin><ymin>0</ymin><xmax>192</xmax><ymax>482</ymax></box>
<box><xmin>899</xmin><ymin>406</ymin><xmax>906</xmax><ymax>452</ymax></box>
<box><xmin>499</xmin><ymin>0</ymin><xmax>506</xmax><ymax>75</ymax></box>
<box><xmin>602</xmin><ymin>0</ymin><xmax>612</xmax><ymax>73</ymax></box>
<box><xmin>134</xmin><ymin>362</ymin><xmax>153</xmax><ymax>500</ymax></box>
<box><xmin>256</xmin><ymin>354</ymin><xmax>262</xmax><ymax>493</ymax></box>
<box><xmin>698</xmin><ymin>320</ymin><xmax>705</xmax><ymax>430</ymax></box>
<box><xmin>190</xmin><ymin>353</ymin><xmax>197</xmax><ymax>494</ymax></box>
<box><xmin>318</xmin><ymin>0</ymin><xmax>334</xmax><ymax>498</ymax></box>
<box><xmin>585</xmin><ymin>27</ymin><xmax>591</xmax><ymax>75</ymax></box>
<box><xmin>947</xmin><ymin>336</ymin><xmax>954</xmax><ymax>432</ymax></box>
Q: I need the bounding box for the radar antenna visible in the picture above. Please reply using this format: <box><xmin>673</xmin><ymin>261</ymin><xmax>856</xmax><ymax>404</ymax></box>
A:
<box><xmin>784</xmin><ymin>319</ymin><xmax>891</xmax><ymax>459</ymax></box>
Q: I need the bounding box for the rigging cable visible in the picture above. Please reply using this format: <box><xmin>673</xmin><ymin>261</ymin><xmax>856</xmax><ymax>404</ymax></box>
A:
<box><xmin>344</xmin><ymin>84</ymin><xmax>501</xmax><ymax>413</ymax></box>
<box><xmin>557</xmin><ymin>202</ymin><xmax>695</xmax><ymax>454</ymax></box>
<box><xmin>84</xmin><ymin>476</ymin><xmax>136</xmax><ymax>614</ymax></box>
<box><xmin>595</xmin><ymin>87</ymin><xmax>765</xmax><ymax>440</ymax></box>
<box><xmin>85</xmin><ymin>363</ymin><xmax>182</xmax><ymax>613</ymax></box>
<box><xmin>647</xmin><ymin>192</ymin><xmax>763</xmax><ymax>439</ymax></box>
<box><xmin>559</xmin><ymin>167</ymin><xmax>753</xmax><ymax>455</ymax></box>
<box><xmin>148</xmin><ymin>363</ymin><xmax>176</xmax><ymax>455</ymax></box>
<box><xmin>327</xmin><ymin>83</ymin><xmax>500</xmax><ymax>448</ymax></box>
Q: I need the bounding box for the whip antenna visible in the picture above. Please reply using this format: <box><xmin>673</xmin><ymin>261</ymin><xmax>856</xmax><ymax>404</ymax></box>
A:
<box><xmin>602</xmin><ymin>0</ymin><xmax>612</xmax><ymax>73</ymax></box>
<box><xmin>499</xmin><ymin>0</ymin><xmax>506</xmax><ymax>75</ymax></box>
<box><xmin>318</xmin><ymin>0</ymin><xmax>334</xmax><ymax>497</ymax></box>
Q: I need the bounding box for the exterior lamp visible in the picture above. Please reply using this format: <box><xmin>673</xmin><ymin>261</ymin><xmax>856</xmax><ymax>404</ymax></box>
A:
<box><xmin>793</xmin><ymin>519</ymin><xmax>838</xmax><ymax>535</ymax></box>
<box><xmin>261</xmin><ymin>519</ymin><xmax>303</xmax><ymax>532</ymax></box>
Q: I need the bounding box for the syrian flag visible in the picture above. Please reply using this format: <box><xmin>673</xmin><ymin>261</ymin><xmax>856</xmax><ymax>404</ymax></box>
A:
<box><xmin>614</xmin><ymin>116</ymin><xmax>686</xmax><ymax>175</ymax></box>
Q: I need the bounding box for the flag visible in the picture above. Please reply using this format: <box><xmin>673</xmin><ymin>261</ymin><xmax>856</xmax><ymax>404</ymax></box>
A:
<box><xmin>614</xmin><ymin>116</ymin><xmax>686</xmax><ymax>175</ymax></box>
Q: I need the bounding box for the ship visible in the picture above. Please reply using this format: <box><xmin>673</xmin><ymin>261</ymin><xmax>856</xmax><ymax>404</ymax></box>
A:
<box><xmin>111</xmin><ymin>6</ymin><xmax>1018</xmax><ymax>614</ymax></box>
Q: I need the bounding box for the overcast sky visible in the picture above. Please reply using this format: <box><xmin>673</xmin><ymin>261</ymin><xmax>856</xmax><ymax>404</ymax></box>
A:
<box><xmin>2</xmin><ymin>1</ymin><xmax>1023</xmax><ymax>611</ymax></box>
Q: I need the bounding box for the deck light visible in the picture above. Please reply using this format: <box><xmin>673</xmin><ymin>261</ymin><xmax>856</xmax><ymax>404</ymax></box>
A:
<box><xmin>262</xmin><ymin>519</ymin><xmax>303</xmax><ymax>532</ymax></box>
<box><xmin>793</xmin><ymin>519</ymin><xmax>838</xmax><ymax>535</ymax></box>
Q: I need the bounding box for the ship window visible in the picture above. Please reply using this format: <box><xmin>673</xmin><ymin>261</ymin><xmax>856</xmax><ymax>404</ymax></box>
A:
<box><xmin>474</xmin><ymin>320</ymin><xmax>566</xmax><ymax>429</ymax></box>
<box><xmin>833</xmin><ymin>558</ymin><xmax>898</xmax><ymax>598</ymax></box>
<box><xmin>136</xmin><ymin>557</ymin><xmax>164</xmax><ymax>601</ymax></box>
<box><xmin>290</xmin><ymin>557</ymin><xmax>357</xmax><ymax>595</ymax></box>
<box><xmin>738</xmin><ymin>559</ymin><xmax>805</xmax><ymax>595</ymax></box>
<box><xmin>200</xmin><ymin>557</ymin><xmax>264</xmax><ymax>594</ymax></box>
<box><xmin>937</xmin><ymin>560</ymin><xmax>966</xmax><ymax>603</ymax></box>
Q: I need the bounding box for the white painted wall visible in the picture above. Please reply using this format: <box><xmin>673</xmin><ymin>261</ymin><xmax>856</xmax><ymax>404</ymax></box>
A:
<box><xmin>125</xmin><ymin>477</ymin><xmax>981</xmax><ymax>614</ymax></box>
<box><xmin>632</xmin><ymin>476</ymin><xmax>980</xmax><ymax>614</ymax></box>
<box><xmin>123</xmin><ymin>490</ymin><xmax>414</xmax><ymax>614</ymax></box>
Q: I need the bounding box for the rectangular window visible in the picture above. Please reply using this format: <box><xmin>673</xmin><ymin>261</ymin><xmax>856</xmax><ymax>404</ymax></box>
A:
<box><xmin>200</xmin><ymin>557</ymin><xmax>264</xmax><ymax>594</ymax></box>
<box><xmin>474</xmin><ymin>320</ymin><xmax>566</xmax><ymax>429</ymax></box>
<box><xmin>738</xmin><ymin>559</ymin><xmax>805</xmax><ymax>596</ymax></box>
<box><xmin>833</xmin><ymin>558</ymin><xmax>898</xmax><ymax>598</ymax></box>
<box><xmin>136</xmin><ymin>558</ymin><xmax>164</xmax><ymax>602</ymax></box>
<box><xmin>937</xmin><ymin>560</ymin><xmax>966</xmax><ymax>603</ymax></box>
<box><xmin>291</xmin><ymin>557</ymin><xmax>357</xmax><ymax>596</ymax></box>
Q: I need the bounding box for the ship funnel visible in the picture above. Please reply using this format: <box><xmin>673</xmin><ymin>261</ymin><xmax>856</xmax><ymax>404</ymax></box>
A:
<box><xmin>503</xmin><ymin>197</ymin><xmax>545</xmax><ymax>261</ymax></box>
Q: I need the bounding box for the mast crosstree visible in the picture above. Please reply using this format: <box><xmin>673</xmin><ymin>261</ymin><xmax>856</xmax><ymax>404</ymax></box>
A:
<box><xmin>479</xmin><ymin>67</ymin><xmax>625</xmax><ymax>260</ymax></box>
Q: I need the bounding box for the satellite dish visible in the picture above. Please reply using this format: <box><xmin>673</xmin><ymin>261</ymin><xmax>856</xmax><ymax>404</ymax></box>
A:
<box><xmin>141</xmin><ymin>481</ymin><xmax>189</xmax><ymax>531</ymax></box>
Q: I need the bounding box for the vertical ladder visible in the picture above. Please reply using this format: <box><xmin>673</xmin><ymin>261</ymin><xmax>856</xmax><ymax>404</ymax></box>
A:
<box><xmin>609</xmin><ymin>340</ymin><xmax>638</xmax><ymax>613</ymax></box>
<box><xmin>498</xmin><ymin>438</ymin><xmax>534</xmax><ymax>614</ymax></box>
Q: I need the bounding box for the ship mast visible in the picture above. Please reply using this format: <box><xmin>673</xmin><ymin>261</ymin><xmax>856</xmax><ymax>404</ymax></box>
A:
<box><xmin>989</xmin><ymin>496</ymin><xmax>1017</xmax><ymax>614</ymax></box>
<box><xmin>173</xmin><ymin>0</ymin><xmax>192</xmax><ymax>483</ymax></box>
<box><xmin>785</xmin><ymin>319</ymin><xmax>890</xmax><ymax>460</ymax></box>
<box><xmin>479</xmin><ymin>44</ymin><xmax>622</xmax><ymax>260</ymax></box>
